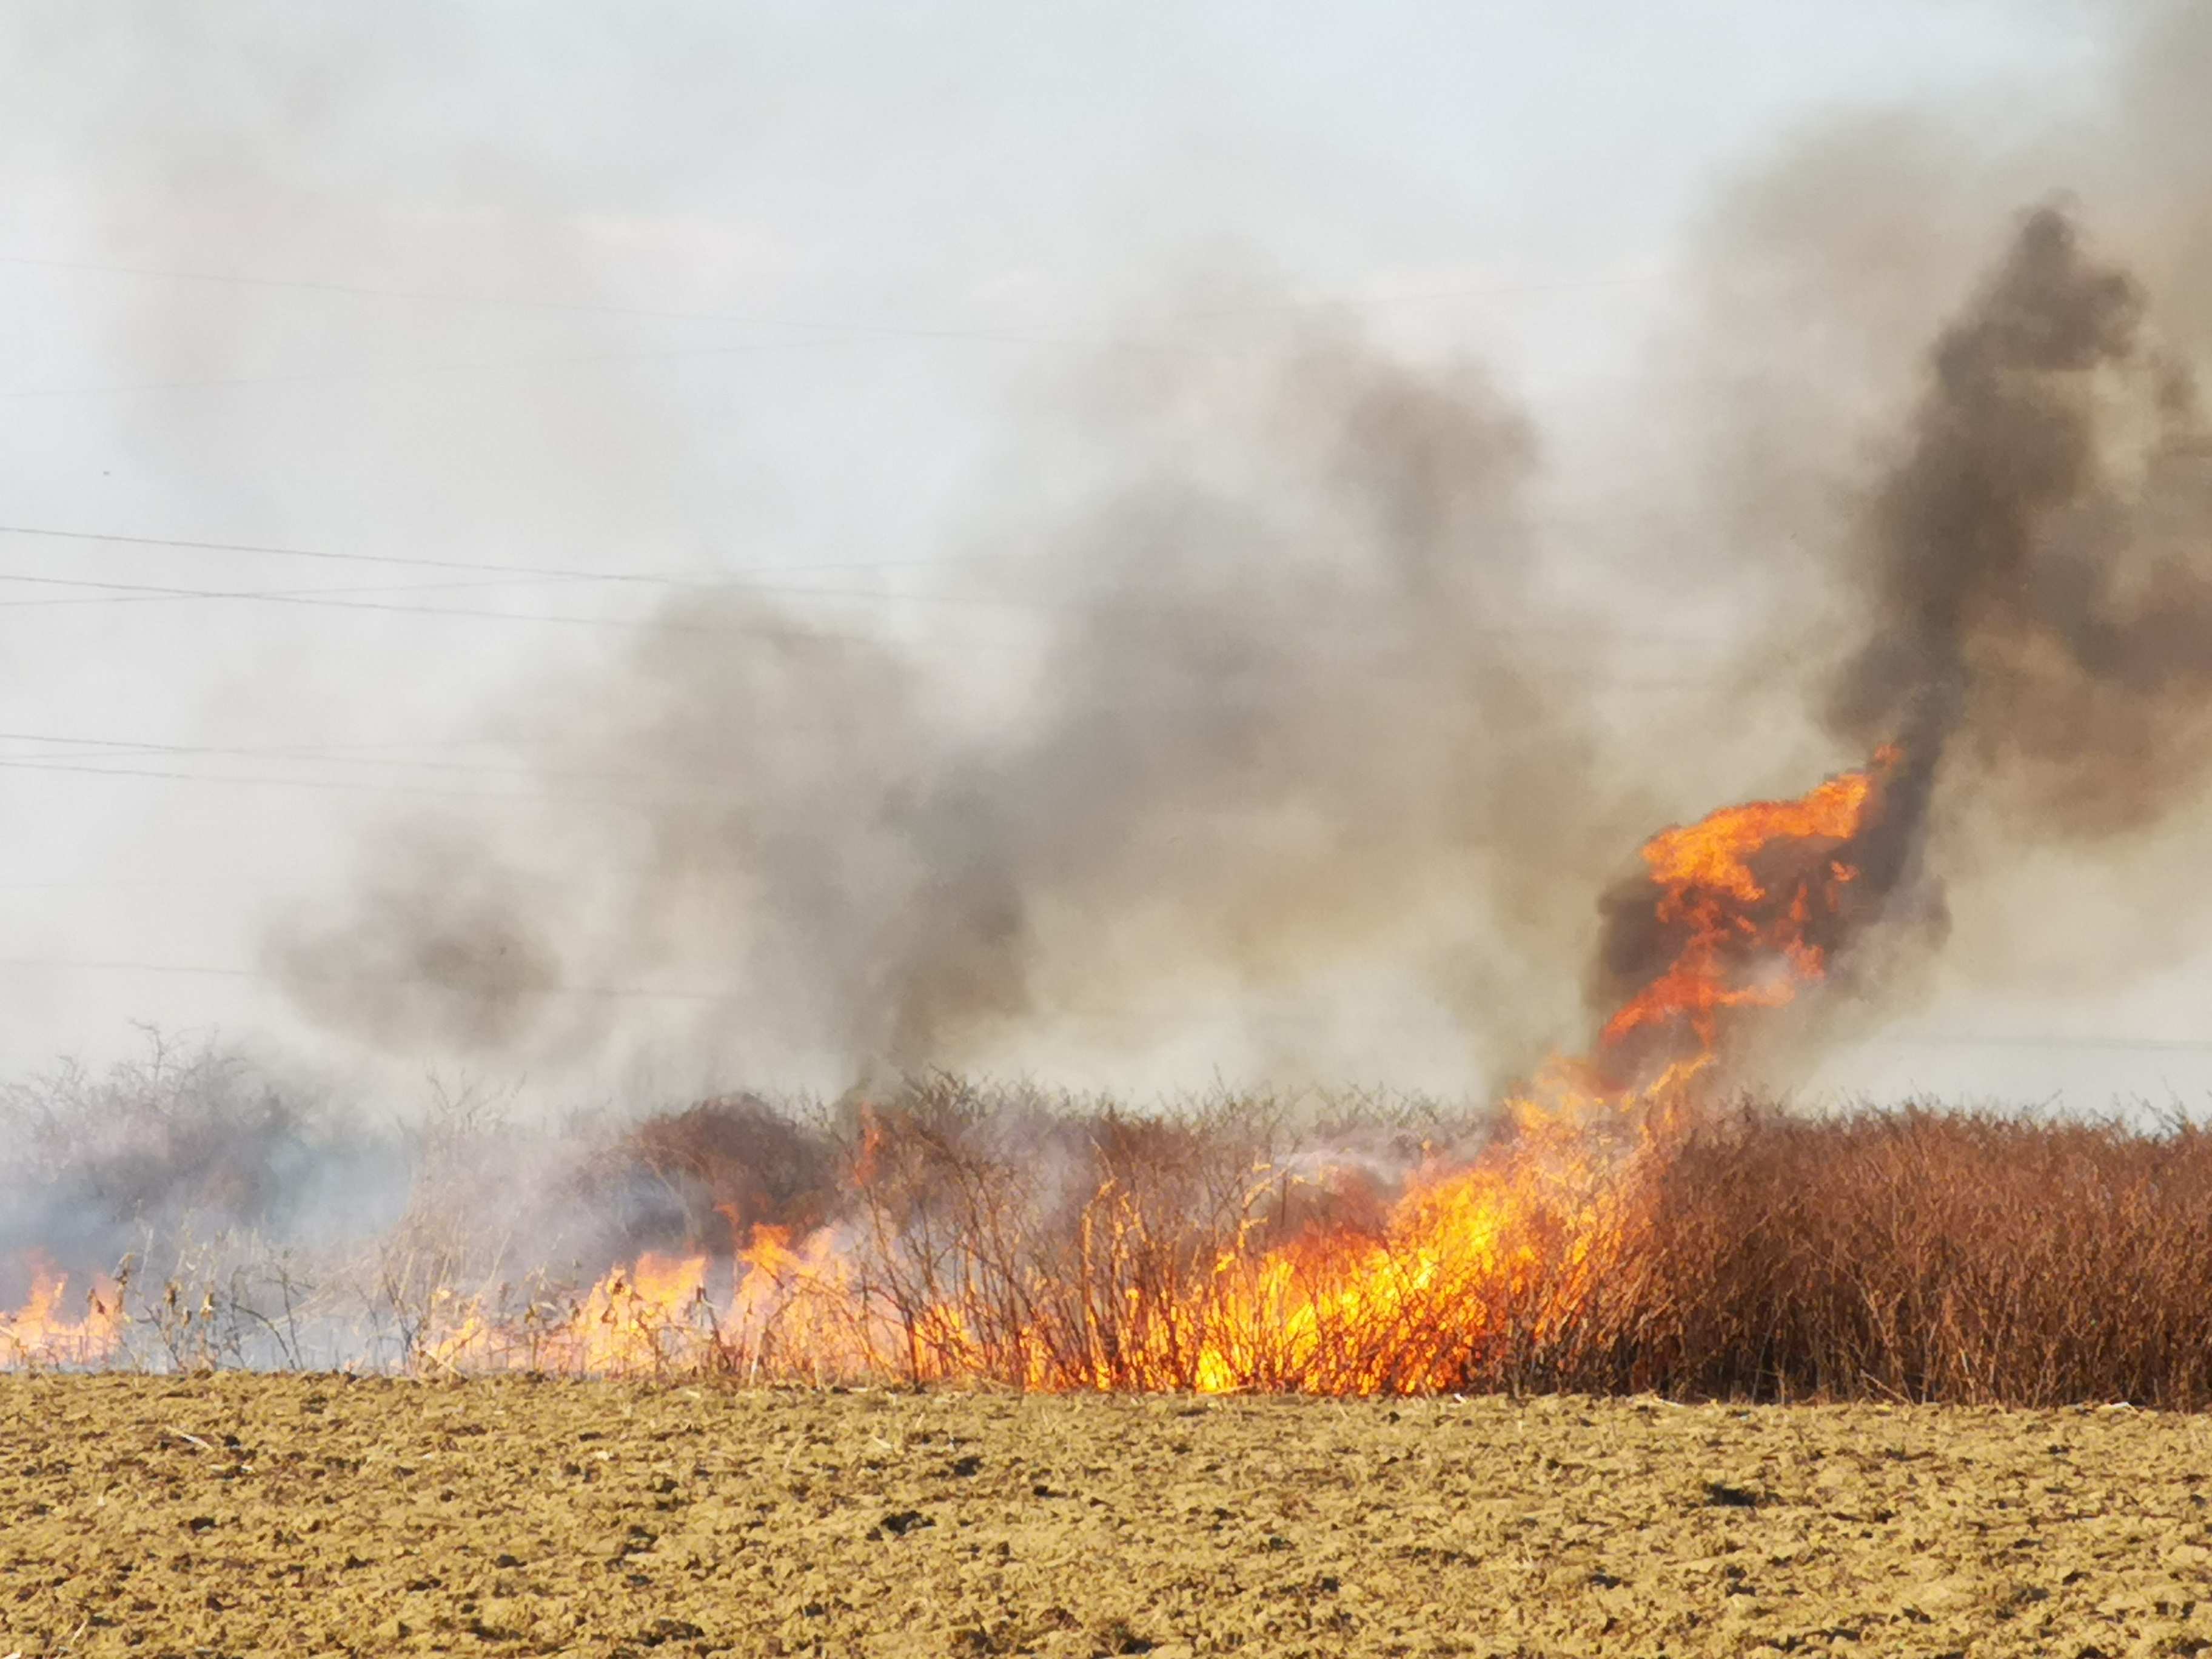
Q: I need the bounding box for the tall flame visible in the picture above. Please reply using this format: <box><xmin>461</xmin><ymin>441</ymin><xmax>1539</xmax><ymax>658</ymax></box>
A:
<box><xmin>1598</xmin><ymin>746</ymin><xmax>1896</xmax><ymax>1064</ymax></box>
<box><xmin>6</xmin><ymin>752</ymin><xmax>1899</xmax><ymax>1388</ymax></box>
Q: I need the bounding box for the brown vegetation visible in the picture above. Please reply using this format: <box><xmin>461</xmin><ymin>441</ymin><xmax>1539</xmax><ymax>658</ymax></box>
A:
<box><xmin>1550</xmin><ymin>1102</ymin><xmax>2212</xmax><ymax>1408</ymax></box>
<box><xmin>16</xmin><ymin>1058</ymin><xmax>2211</xmax><ymax>1408</ymax></box>
<box><xmin>728</xmin><ymin>1090</ymin><xmax>2212</xmax><ymax>1407</ymax></box>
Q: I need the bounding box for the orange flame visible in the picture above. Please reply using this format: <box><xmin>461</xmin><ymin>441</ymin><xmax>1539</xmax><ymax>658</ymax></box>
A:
<box><xmin>421</xmin><ymin>1250</ymin><xmax>714</xmax><ymax>1375</ymax></box>
<box><xmin>1600</xmin><ymin>747</ymin><xmax>1895</xmax><ymax>1059</ymax></box>
<box><xmin>407</xmin><ymin>752</ymin><xmax>1899</xmax><ymax>1391</ymax></box>
<box><xmin>1</xmin><ymin>1258</ymin><xmax>125</xmax><ymax>1369</ymax></box>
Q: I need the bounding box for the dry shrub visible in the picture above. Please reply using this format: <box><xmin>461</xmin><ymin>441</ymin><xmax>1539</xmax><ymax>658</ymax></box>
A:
<box><xmin>738</xmin><ymin>1078</ymin><xmax>1491</xmax><ymax>1391</ymax></box>
<box><xmin>10</xmin><ymin>1043</ymin><xmax>2212</xmax><ymax>1403</ymax></box>
<box><xmin>765</xmin><ymin>1090</ymin><xmax>2212</xmax><ymax>1406</ymax></box>
<box><xmin>1577</xmin><ymin>1102</ymin><xmax>2212</xmax><ymax>1407</ymax></box>
<box><xmin>803</xmin><ymin>1081</ymin><xmax>1319</xmax><ymax>1389</ymax></box>
<box><xmin>567</xmin><ymin>1094</ymin><xmax>842</xmax><ymax>1261</ymax></box>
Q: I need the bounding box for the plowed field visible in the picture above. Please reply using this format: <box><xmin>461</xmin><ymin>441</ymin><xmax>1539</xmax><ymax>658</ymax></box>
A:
<box><xmin>4</xmin><ymin>1377</ymin><xmax>2211</xmax><ymax>1657</ymax></box>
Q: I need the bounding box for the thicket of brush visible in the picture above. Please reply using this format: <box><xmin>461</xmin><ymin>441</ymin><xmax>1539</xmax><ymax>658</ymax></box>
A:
<box><xmin>754</xmin><ymin>1079</ymin><xmax>1501</xmax><ymax>1393</ymax></box>
<box><xmin>1593</xmin><ymin>1104</ymin><xmax>2212</xmax><ymax>1409</ymax></box>
<box><xmin>7</xmin><ymin>1042</ymin><xmax>2212</xmax><ymax>1407</ymax></box>
<box><xmin>754</xmin><ymin>1086</ymin><xmax>2212</xmax><ymax>1407</ymax></box>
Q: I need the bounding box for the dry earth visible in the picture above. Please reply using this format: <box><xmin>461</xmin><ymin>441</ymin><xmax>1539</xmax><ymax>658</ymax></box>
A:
<box><xmin>4</xmin><ymin>1376</ymin><xmax>2211</xmax><ymax>1657</ymax></box>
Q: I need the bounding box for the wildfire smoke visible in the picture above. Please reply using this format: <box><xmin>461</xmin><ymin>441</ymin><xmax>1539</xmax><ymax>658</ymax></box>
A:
<box><xmin>393</xmin><ymin>749</ymin><xmax>1909</xmax><ymax>1395</ymax></box>
<box><xmin>8</xmin><ymin>1</ymin><xmax>2212</xmax><ymax>1396</ymax></box>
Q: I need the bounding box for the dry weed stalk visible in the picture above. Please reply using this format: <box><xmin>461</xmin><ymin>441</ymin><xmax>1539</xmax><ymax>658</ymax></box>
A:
<box><xmin>10</xmin><ymin>1045</ymin><xmax>2212</xmax><ymax>1403</ymax></box>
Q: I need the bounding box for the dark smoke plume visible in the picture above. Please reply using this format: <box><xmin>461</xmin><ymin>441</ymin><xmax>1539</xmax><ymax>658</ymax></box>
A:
<box><xmin>1580</xmin><ymin>205</ymin><xmax>2212</xmax><ymax>1067</ymax></box>
<box><xmin>273</xmin><ymin>5</ymin><xmax>2212</xmax><ymax>1091</ymax></box>
<box><xmin>1828</xmin><ymin>206</ymin><xmax>2212</xmax><ymax>839</ymax></box>
<box><xmin>273</xmin><ymin>321</ymin><xmax>1659</xmax><ymax>1083</ymax></box>
<box><xmin>278</xmin><ymin>208</ymin><xmax>2212</xmax><ymax>1087</ymax></box>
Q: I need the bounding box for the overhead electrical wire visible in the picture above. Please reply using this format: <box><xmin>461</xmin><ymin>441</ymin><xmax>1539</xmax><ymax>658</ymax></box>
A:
<box><xmin>0</xmin><ymin>520</ymin><xmax>1741</xmax><ymax>647</ymax></box>
<box><xmin>0</xmin><ymin>565</ymin><xmax>899</xmax><ymax>642</ymax></box>
<box><xmin>0</xmin><ymin>948</ymin><xmax>2205</xmax><ymax>1057</ymax></box>
<box><xmin>0</xmin><ymin>247</ymin><xmax>1666</xmax><ymax>329</ymax></box>
<box><xmin>0</xmin><ymin>954</ymin><xmax>736</xmax><ymax>1003</ymax></box>
<box><xmin>0</xmin><ymin>518</ymin><xmax>946</xmax><ymax>595</ymax></box>
<box><xmin>0</xmin><ymin>244</ymin><xmax>1686</xmax><ymax>404</ymax></box>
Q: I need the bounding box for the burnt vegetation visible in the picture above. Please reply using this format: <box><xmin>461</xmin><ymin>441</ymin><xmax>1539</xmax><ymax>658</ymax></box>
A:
<box><xmin>806</xmin><ymin>1087</ymin><xmax>2212</xmax><ymax>1407</ymax></box>
<box><xmin>10</xmin><ymin>1052</ymin><xmax>2212</xmax><ymax>1408</ymax></box>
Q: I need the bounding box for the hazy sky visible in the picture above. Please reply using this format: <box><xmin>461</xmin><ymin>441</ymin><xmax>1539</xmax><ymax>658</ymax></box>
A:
<box><xmin>4</xmin><ymin>1</ymin><xmax>2203</xmax><ymax>1107</ymax></box>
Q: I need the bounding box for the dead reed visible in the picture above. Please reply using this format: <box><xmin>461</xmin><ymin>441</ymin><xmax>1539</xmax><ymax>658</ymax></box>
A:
<box><xmin>8</xmin><ymin>1045</ymin><xmax>2212</xmax><ymax>1404</ymax></box>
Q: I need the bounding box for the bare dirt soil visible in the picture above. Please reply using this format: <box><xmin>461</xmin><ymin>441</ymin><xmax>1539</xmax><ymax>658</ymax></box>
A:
<box><xmin>4</xmin><ymin>1377</ymin><xmax>2211</xmax><ymax>1657</ymax></box>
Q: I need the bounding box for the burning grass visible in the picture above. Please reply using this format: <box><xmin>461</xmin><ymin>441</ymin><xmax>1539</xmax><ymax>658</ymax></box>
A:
<box><xmin>7</xmin><ymin>748</ymin><xmax>2207</xmax><ymax>1401</ymax></box>
<box><xmin>9</xmin><ymin>745</ymin><xmax>2212</xmax><ymax>1403</ymax></box>
<box><xmin>10</xmin><ymin>1080</ymin><xmax>2212</xmax><ymax>1408</ymax></box>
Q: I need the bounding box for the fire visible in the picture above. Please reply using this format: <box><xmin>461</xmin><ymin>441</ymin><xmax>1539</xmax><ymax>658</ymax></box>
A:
<box><xmin>0</xmin><ymin>1258</ymin><xmax>126</xmax><ymax>1369</ymax></box>
<box><xmin>418</xmin><ymin>1223</ymin><xmax>882</xmax><ymax>1380</ymax></box>
<box><xmin>1600</xmin><ymin>748</ymin><xmax>1895</xmax><ymax>1059</ymax></box>
<box><xmin>5</xmin><ymin>754</ymin><xmax>1897</xmax><ymax>1387</ymax></box>
<box><xmin>1142</xmin><ymin>758</ymin><xmax>1895</xmax><ymax>1397</ymax></box>
<box><xmin>421</xmin><ymin>1250</ymin><xmax>715</xmax><ymax>1375</ymax></box>
<box><xmin>400</xmin><ymin>750</ymin><xmax>1902</xmax><ymax>1389</ymax></box>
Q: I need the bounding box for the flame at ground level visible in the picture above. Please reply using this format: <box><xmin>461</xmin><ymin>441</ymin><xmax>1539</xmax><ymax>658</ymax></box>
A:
<box><xmin>0</xmin><ymin>1259</ymin><xmax>124</xmax><ymax>1369</ymax></box>
<box><xmin>421</xmin><ymin>1131</ymin><xmax>1642</xmax><ymax>1395</ymax></box>
<box><xmin>4</xmin><ymin>753</ymin><xmax>1902</xmax><ymax>1390</ymax></box>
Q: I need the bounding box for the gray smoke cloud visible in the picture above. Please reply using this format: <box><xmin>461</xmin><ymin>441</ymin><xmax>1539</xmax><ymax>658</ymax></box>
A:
<box><xmin>271</xmin><ymin>1</ymin><xmax>2212</xmax><ymax>1090</ymax></box>
<box><xmin>1594</xmin><ymin>203</ymin><xmax>2210</xmax><ymax>1054</ymax></box>
<box><xmin>1827</xmin><ymin>206</ymin><xmax>2212</xmax><ymax>836</ymax></box>
<box><xmin>1586</xmin><ymin>0</ymin><xmax>2212</xmax><ymax>1046</ymax></box>
<box><xmin>274</xmin><ymin>317</ymin><xmax>1660</xmax><ymax>1082</ymax></box>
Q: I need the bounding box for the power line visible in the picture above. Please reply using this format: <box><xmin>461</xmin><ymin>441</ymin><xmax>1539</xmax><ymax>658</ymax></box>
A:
<box><xmin>0</xmin><ymin>248</ymin><xmax>1663</xmax><ymax>330</ymax></box>
<box><xmin>0</xmin><ymin>727</ymin><xmax>848</xmax><ymax>788</ymax></box>
<box><xmin>0</xmin><ymin>729</ymin><xmax>571</xmax><ymax>780</ymax></box>
<box><xmin>0</xmin><ymin>522</ymin><xmax>1155</xmax><ymax>631</ymax></box>
<box><xmin>0</xmin><ymin>954</ymin><xmax>735</xmax><ymax>1004</ymax></box>
<box><xmin>0</xmin><ymin>734</ymin><xmax>842</xmax><ymax>806</ymax></box>
<box><xmin>0</xmin><ymin>571</ymin><xmax>648</xmax><ymax>611</ymax></box>
<box><xmin>1875</xmin><ymin>1031</ymin><xmax>2212</xmax><ymax>1056</ymax></box>
<box><xmin>0</xmin><ymin>252</ymin><xmax>794</xmax><ymax>325</ymax></box>
<box><xmin>0</xmin><ymin>520</ymin><xmax>939</xmax><ymax>589</ymax></box>
<box><xmin>0</xmin><ymin>564</ymin><xmax>1734</xmax><ymax>645</ymax></box>
<box><xmin>0</xmin><ymin>566</ymin><xmax>906</xmax><ymax>643</ymax></box>
<box><xmin>0</xmin><ymin>755</ymin><xmax>606</xmax><ymax>805</ymax></box>
<box><xmin>0</xmin><ymin>327</ymin><xmax>1084</xmax><ymax>404</ymax></box>
<box><xmin>0</xmin><ymin>683</ymin><xmax>1734</xmax><ymax>799</ymax></box>
<box><xmin>0</xmin><ymin>948</ymin><xmax>2207</xmax><ymax>1056</ymax></box>
<box><xmin>0</xmin><ymin>250</ymin><xmax>1675</xmax><ymax>404</ymax></box>
<box><xmin>0</xmin><ymin>726</ymin><xmax>928</xmax><ymax>773</ymax></box>
<box><xmin>0</xmin><ymin>522</ymin><xmax>1739</xmax><ymax>643</ymax></box>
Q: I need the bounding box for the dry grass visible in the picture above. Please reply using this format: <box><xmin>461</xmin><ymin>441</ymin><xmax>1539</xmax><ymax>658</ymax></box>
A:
<box><xmin>7</xmin><ymin>1045</ymin><xmax>2212</xmax><ymax>1404</ymax></box>
<box><xmin>679</xmin><ymin>1085</ymin><xmax>2212</xmax><ymax>1406</ymax></box>
<box><xmin>1591</xmin><ymin>1102</ymin><xmax>2212</xmax><ymax>1408</ymax></box>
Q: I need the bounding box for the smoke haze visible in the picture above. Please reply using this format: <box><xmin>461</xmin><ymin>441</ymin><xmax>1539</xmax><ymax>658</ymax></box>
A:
<box><xmin>0</xmin><ymin>1</ymin><xmax>2191</xmax><ymax>1109</ymax></box>
<box><xmin>9</xmin><ymin>1</ymin><xmax>2212</xmax><ymax>1381</ymax></box>
<box><xmin>275</xmin><ymin>320</ymin><xmax>1656</xmax><ymax>1082</ymax></box>
<box><xmin>248</xmin><ymin>2</ymin><xmax>2212</xmax><ymax>1096</ymax></box>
